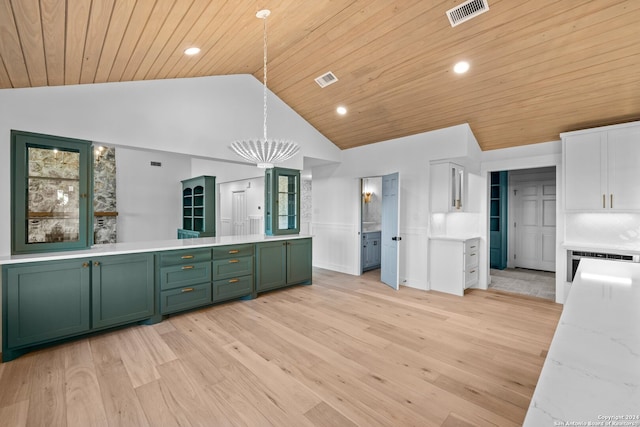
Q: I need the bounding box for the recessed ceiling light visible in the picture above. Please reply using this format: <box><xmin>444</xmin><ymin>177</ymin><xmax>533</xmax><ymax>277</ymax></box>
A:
<box><xmin>184</xmin><ymin>47</ymin><xmax>201</xmax><ymax>56</ymax></box>
<box><xmin>337</xmin><ymin>106</ymin><xmax>347</xmax><ymax>115</ymax></box>
<box><xmin>454</xmin><ymin>61</ymin><xmax>470</xmax><ymax>74</ymax></box>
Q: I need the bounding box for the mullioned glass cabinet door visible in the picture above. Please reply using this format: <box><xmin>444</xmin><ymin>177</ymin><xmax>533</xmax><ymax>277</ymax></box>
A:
<box><xmin>11</xmin><ymin>131</ymin><xmax>92</xmax><ymax>254</ymax></box>
<box><xmin>264</xmin><ymin>167</ymin><xmax>300</xmax><ymax>236</ymax></box>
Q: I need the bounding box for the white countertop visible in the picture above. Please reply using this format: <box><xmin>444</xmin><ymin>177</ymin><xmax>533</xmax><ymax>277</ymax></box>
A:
<box><xmin>428</xmin><ymin>235</ymin><xmax>480</xmax><ymax>242</ymax></box>
<box><xmin>0</xmin><ymin>234</ymin><xmax>312</xmax><ymax>265</ymax></box>
<box><xmin>524</xmin><ymin>258</ymin><xmax>640</xmax><ymax>425</ymax></box>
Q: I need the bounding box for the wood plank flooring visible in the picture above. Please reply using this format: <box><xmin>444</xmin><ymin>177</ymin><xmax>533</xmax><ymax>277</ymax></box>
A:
<box><xmin>0</xmin><ymin>268</ymin><xmax>562</xmax><ymax>426</ymax></box>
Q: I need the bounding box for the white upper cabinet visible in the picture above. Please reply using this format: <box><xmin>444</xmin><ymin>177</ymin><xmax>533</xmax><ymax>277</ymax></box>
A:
<box><xmin>563</xmin><ymin>122</ymin><xmax>640</xmax><ymax>212</ymax></box>
<box><xmin>430</xmin><ymin>162</ymin><xmax>465</xmax><ymax>212</ymax></box>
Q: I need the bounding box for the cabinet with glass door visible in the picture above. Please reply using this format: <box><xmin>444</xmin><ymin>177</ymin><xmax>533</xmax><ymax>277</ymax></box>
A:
<box><xmin>265</xmin><ymin>167</ymin><xmax>300</xmax><ymax>236</ymax></box>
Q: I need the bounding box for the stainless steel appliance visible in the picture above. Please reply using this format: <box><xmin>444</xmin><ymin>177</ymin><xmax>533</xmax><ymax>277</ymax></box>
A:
<box><xmin>567</xmin><ymin>250</ymin><xmax>639</xmax><ymax>282</ymax></box>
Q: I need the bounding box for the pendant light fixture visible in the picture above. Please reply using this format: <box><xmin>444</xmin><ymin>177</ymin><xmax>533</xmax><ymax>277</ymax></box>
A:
<box><xmin>230</xmin><ymin>9</ymin><xmax>300</xmax><ymax>168</ymax></box>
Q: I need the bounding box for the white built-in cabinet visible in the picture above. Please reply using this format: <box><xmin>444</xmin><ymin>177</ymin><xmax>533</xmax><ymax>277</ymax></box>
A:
<box><xmin>563</xmin><ymin>122</ymin><xmax>640</xmax><ymax>211</ymax></box>
<box><xmin>430</xmin><ymin>162</ymin><xmax>465</xmax><ymax>212</ymax></box>
<box><xmin>428</xmin><ymin>237</ymin><xmax>479</xmax><ymax>296</ymax></box>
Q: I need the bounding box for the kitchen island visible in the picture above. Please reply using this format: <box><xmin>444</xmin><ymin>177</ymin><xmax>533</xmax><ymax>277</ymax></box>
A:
<box><xmin>1</xmin><ymin>234</ymin><xmax>312</xmax><ymax>361</ymax></box>
<box><xmin>524</xmin><ymin>258</ymin><xmax>640</xmax><ymax>425</ymax></box>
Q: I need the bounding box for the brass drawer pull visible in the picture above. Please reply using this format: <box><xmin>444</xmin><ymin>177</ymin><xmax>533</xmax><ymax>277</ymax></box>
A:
<box><xmin>182</xmin><ymin>265</ymin><xmax>194</xmax><ymax>270</ymax></box>
<box><xmin>229</xmin><ymin>278</ymin><xmax>240</xmax><ymax>283</ymax></box>
<box><xmin>470</xmin><ymin>253</ymin><xmax>476</xmax><ymax>256</ymax></box>
<box><xmin>228</xmin><ymin>249</ymin><xmax>240</xmax><ymax>254</ymax></box>
<box><xmin>181</xmin><ymin>255</ymin><xmax>194</xmax><ymax>259</ymax></box>
<box><xmin>181</xmin><ymin>288</ymin><xmax>194</xmax><ymax>293</ymax></box>
<box><xmin>470</xmin><ymin>245</ymin><xmax>476</xmax><ymax>249</ymax></box>
<box><xmin>470</xmin><ymin>269</ymin><xmax>476</xmax><ymax>273</ymax></box>
<box><xmin>228</xmin><ymin>259</ymin><xmax>239</xmax><ymax>263</ymax></box>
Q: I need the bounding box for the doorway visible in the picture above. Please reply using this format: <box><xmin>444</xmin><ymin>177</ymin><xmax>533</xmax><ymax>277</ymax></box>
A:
<box><xmin>360</xmin><ymin>173</ymin><xmax>401</xmax><ymax>290</ymax></box>
<box><xmin>232</xmin><ymin>191</ymin><xmax>247</xmax><ymax>236</ymax></box>
<box><xmin>489</xmin><ymin>167</ymin><xmax>556</xmax><ymax>300</ymax></box>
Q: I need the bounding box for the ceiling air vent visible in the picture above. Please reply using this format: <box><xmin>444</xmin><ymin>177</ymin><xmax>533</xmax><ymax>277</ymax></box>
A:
<box><xmin>314</xmin><ymin>71</ymin><xmax>338</xmax><ymax>88</ymax></box>
<box><xmin>446</xmin><ymin>0</ymin><xmax>489</xmax><ymax>27</ymax></box>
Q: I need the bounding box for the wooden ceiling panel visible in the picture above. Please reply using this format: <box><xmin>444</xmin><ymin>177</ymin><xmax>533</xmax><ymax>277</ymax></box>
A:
<box><xmin>0</xmin><ymin>0</ymin><xmax>638</xmax><ymax>152</ymax></box>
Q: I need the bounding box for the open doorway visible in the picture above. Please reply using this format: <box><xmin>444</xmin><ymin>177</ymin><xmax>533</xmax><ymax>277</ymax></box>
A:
<box><xmin>489</xmin><ymin>167</ymin><xmax>556</xmax><ymax>300</ymax></box>
<box><xmin>361</xmin><ymin>177</ymin><xmax>382</xmax><ymax>275</ymax></box>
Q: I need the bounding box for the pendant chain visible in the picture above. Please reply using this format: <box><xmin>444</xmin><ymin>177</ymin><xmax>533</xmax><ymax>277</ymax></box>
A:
<box><xmin>262</xmin><ymin>15</ymin><xmax>268</xmax><ymax>141</ymax></box>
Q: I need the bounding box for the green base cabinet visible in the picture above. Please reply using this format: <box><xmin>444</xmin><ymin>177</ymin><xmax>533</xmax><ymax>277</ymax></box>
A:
<box><xmin>92</xmin><ymin>254</ymin><xmax>155</xmax><ymax>329</ymax></box>
<box><xmin>2</xmin><ymin>254</ymin><xmax>156</xmax><ymax>362</ymax></box>
<box><xmin>256</xmin><ymin>238</ymin><xmax>312</xmax><ymax>293</ymax></box>
<box><xmin>158</xmin><ymin>248</ymin><xmax>213</xmax><ymax>315</ymax></box>
<box><xmin>4</xmin><ymin>259</ymin><xmax>91</xmax><ymax>350</ymax></box>
<box><xmin>212</xmin><ymin>244</ymin><xmax>254</xmax><ymax>302</ymax></box>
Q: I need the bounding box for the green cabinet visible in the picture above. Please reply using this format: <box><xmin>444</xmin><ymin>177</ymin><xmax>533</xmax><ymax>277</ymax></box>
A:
<box><xmin>178</xmin><ymin>175</ymin><xmax>216</xmax><ymax>238</ymax></box>
<box><xmin>4</xmin><ymin>259</ymin><xmax>91</xmax><ymax>350</ymax></box>
<box><xmin>256</xmin><ymin>238</ymin><xmax>312</xmax><ymax>293</ymax></box>
<box><xmin>158</xmin><ymin>248</ymin><xmax>212</xmax><ymax>314</ymax></box>
<box><xmin>212</xmin><ymin>244</ymin><xmax>254</xmax><ymax>302</ymax></box>
<box><xmin>265</xmin><ymin>168</ymin><xmax>300</xmax><ymax>236</ymax></box>
<box><xmin>92</xmin><ymin>254</ymin><xmax>155</xmax><ymax>329</ymax></box>
<box><xmin>2</xmin><ymin>253</ymin><xmax>155</xmax><ymax>361</ymax></box>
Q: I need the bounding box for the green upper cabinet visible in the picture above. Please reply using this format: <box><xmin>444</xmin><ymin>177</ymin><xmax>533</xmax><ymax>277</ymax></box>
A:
<box><xmin>265</xmin><ymin>167</ymin><xmax>300</xmax><ymax>236</ymax></box>
<box><xmin>11</xmin><ymin>131</ymin><xmax>93</xmax><ymax>254</ymax></box>
<box><xmin>179</xmin><ymin>175</ymin><xmax>216</xmax><ymax>238</ymax></box>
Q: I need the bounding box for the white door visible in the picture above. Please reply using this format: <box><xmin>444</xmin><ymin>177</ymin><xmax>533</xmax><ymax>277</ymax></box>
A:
<box><xmin>232</xmin><ymin>191</ymin><xmax>246</xmax><ymax>236</ymax></box>
<box><xmin>381</xmin><ymin>173</ymin><xmax>400</xmax><ymax>289</ymax></box>
<box><xmin>514</xmin><ymin>181</ymin><xmax>556</xmax><ymax>271</ymax></box>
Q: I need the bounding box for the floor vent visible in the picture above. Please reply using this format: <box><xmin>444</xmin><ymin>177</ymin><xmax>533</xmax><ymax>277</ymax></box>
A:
<box><xmin>446</xmin><ymin>0</ymin><xmax>489</xmax><ymax>27</ymax></box>
<box><xmin>314</xmin><ymin>71</ymin><xmax>338</xmax><ymax>88</ymax></box>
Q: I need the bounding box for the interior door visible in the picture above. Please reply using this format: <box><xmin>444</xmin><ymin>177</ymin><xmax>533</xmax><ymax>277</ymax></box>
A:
<box><xmin>381</xmin><ymin>172</ymin><xmax>400</xmax><ymax>289</ymax></box>
<box><xmin>232</xmin><ymin>191</ymin><xmax>246</xmax><ymax>236</ymax></box>
<box><xmin>514</xmin><ymin>180</ymin><xmax>556</xmax><ymax>271</ymax></box>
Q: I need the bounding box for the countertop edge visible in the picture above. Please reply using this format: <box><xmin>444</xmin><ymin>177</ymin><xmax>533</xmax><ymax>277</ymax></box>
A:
<box><xmin>0</xmin><ymin>234</ymin><xmax>313</xmax><ymax>265</ymax></box>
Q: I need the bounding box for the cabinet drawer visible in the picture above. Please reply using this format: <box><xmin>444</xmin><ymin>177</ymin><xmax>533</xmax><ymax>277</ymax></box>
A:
<box><xmin>212</xmin><ymin>256</ymin><xmax>253</xmax><ymax>280</ymax></box>
<box><xmin>465</xmin><ymin>250</ymin><xmax>479</xmax><ymax>268</ymax></box>
<box><xmin>212</xmin><ymin>244</ymin><xmax>254</xmax><ymax>259</ymax></box>
<box><xmin>159</xmin><ymin>248</ymin><xmax>211</xmax><ymax>267</ymax></box>
<box><xmin>213</xmin><ymin>275</ymin><xmax>253</xmax><ymax>302</ymax></box>
<box><xmin>161</xmin><ymin>283</ymin><xmax>212</xmax><ymax>314</ymax></box>
<box><xmin>160</xmin><ymin>262</ymin><xmax>211</xmax><ymax>290</ymax></box>
<box><xmin>465</xmin><ymin>266</ymin><xmax>479</xmax><ymax>288</ymax></box>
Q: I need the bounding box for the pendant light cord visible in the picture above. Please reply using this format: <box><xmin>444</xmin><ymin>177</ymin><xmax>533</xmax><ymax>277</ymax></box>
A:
<box><xmin>262</xmin><ymin>14</ymin><xmax>268</xmax><ymax>141</ymax></box>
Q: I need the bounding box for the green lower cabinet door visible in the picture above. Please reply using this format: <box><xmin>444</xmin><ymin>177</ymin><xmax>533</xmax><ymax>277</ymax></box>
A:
<box><xmin>287</xmin><ymin>238</ymin><xmax>312</xmax><ymax>285</ymax></box>
<box><xmin>5</xmin><ymin>259</ymin><xmax>91</xmax><ymax>349</ymax></box>
<box><xmin>161</xmin><ymin>283</ymin><xmax>212</xmax><ymax>314</ymax></box>
<box><xmin>92</xmin><ymin>253</ymin><xmax>155</xmax><ymax>329</ymax></box>
<box><xmin>255</xmin><ymin>241</ymin><xmax>287</xmax><ymax>292</ymax></box>
<box><xmin>213</xmin><ymin>276</ymin><xmax>253</xmax><ymax>302</ymax></box>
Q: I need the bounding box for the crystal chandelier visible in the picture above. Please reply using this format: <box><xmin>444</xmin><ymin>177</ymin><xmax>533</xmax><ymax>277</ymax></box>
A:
<box><xmin>230</xmin><ymin>9</ymin><xmax>300</xmax><ymax>169</ymax></box>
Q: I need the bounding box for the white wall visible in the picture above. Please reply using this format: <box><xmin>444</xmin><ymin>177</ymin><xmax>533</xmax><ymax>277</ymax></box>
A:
<box><xmin>311</xmin><ymin>123</ymin><xmax>478</xmax><ymax>289</ymax></box>
<box><xmin>0</xmin><ymin>74</ymin><xmax>341</xmax><ymax>256</ymax></box>
<box><xmin>115</xmin><ymin>147</ymin><xmax>191</xmax><ymax>242</ymax></box>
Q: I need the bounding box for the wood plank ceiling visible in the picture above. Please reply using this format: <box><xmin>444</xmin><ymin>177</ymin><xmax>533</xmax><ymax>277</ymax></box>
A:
<box><xmin>0</xmin><ymin>0</ymin><xmax>639</xmax><ymax>151</ymax></box>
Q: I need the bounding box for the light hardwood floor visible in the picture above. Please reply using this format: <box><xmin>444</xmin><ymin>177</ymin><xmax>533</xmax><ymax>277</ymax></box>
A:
<box><xmin>0</xmin><ymin>268</ymin><xmax>562</xmax><ymax>427</ymax></box>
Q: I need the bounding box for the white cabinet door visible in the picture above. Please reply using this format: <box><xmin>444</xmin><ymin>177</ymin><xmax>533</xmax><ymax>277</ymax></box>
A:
<box><xmin>607</xmin><ymin>126</ymin><xmax>640</xmax><ymax>211</ymax></box>
<box><xmin>564</xmin><ymin>132</ymin><xmax>606</xmax><ymax>211</ymax></box>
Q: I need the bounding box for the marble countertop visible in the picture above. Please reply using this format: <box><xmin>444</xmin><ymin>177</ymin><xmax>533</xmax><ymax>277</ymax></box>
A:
<box><xmin>524</xmin><ymin>258</ymin><xmax>640</xmax><ymax>425</ymax></box>
<box><xmin>428</xmin><ymin>235</ymin><xmax>480</xmax><ymax>242</ymax></box>
<box><xmin>0</xmin><ymin>234</ymin><xmax>313</xmax><ymax>265</ymax></box>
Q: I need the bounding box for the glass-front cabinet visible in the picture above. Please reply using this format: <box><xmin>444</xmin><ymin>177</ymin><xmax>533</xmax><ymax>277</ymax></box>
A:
<box><xmin>11</xmin><ymin>131</ymin><xmax>92</xmax><ymax>254</ymax></box>
<box><xmin>178</xmin><ymin>175</ymin><xmax>216</xmax><ymax>238</ymax></box>
<box><xmin>265</xmin><ymin>167</ymin><xmax>300</xmax><ymax>236</ymax></box>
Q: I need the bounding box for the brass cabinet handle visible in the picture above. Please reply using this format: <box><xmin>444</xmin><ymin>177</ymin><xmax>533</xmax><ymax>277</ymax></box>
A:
<box><xmin>229</xmin><ymin>278</ymin><xmax>240</xmax><ymax>283</ymax></box>
<box><xmin>181</xmin><ymin>288</ymin><xmax>194</xmax><ymax>293</ymax></box>
<box><xmin>182</xmin><ymin>265</ymin><xmax>194</xmax><ymax>270</ymax></box>
<box><xmin>228</xmin><ymin>249</ymin><xmax>239</xmax><ymax>254</ymax></box>
<box><xmin>470</xmin><ymin>269</ymin><xmax>476</xmax><ymax>273</ymax></box>
<box><xmin>181</xmin><ymin>255</ymin><xmax>194</xmax><ymax>259</ymax></box>
<box><xmin>611</xmin><ymin>194</ymin><xmax>613</xmax><ymax>209</ymax></box>
<box><xmin>228</xmin><ymin>259</ymin><xmax>239</xmax><ymax>263</ymax></box>
<box><xmin>94</xmin><ymin>261</ymin><xmax>100</xmax><ymax>266</ymax></box>
<box><xmin>82</xmin><ymin>262</ymin><xmax>89</xmax><ymax>268</ymax></box>
<box><xmin>603</xmin><ymin>194</ymin><xmax>606</xmax><ymax>208</ymax></box>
